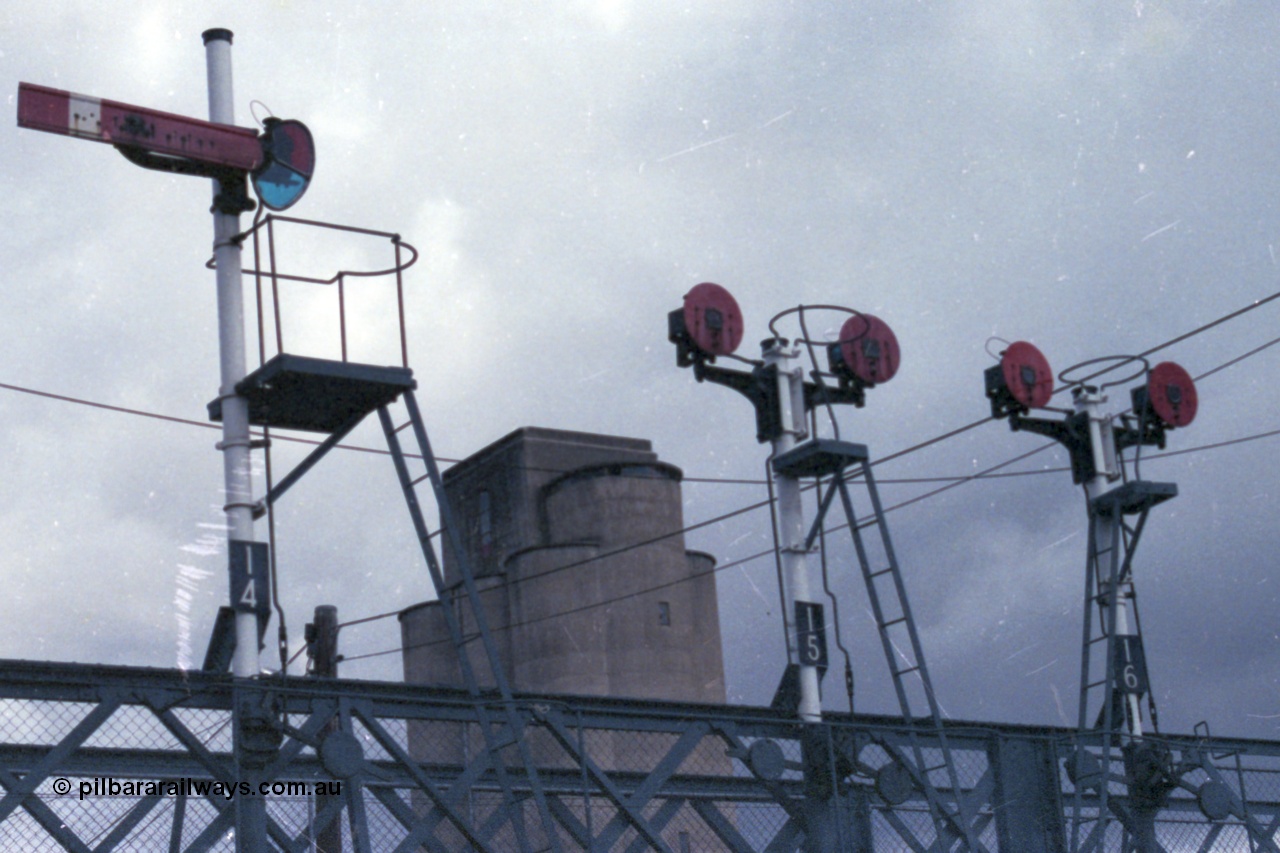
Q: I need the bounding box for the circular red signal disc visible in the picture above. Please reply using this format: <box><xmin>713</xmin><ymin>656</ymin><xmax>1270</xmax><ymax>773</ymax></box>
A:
<box><xmin>682</xmin><ymin>282</ymin><xmax>744</xmax><ymax>357</ymax></box>
<box><xmin>839</xmin><ymin>314</ymin><xmax>900</xmax><ymax>385</ymax></box>
<box><xmin>1148</xmin><ymin>362</ymin><xmax>1197</xmax><ymax>427</ymax></box>
<box><xmin>1001</xmin><ymin>341</ymin><xmax>1053</xmax><ymax>409</ymax></box>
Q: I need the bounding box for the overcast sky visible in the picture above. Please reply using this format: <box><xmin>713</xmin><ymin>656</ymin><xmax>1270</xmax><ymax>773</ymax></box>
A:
<box><xmin>5</xmin><ymin>2</ymin><xmax>1280</xmax><ymax>741</ymax></box>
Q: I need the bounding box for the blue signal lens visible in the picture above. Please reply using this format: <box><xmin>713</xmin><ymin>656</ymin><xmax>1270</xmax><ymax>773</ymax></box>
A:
<box><xmin>253</xmin><ymin>161</ymin><xmax>308</xmax><ymax>211</ymax></box>
<box><xmin>252</xmin><ymin>118</ymin><xmax>315</xmax><ymax>211</ymax></box>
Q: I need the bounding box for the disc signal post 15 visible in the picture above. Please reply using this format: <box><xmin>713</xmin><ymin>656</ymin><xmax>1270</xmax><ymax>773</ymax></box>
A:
<box><xmin>670</xmin><ymin>285</ymin><xmax>985</xmax><ymax>852</ymax></box>
<box><xmin>668</xmin><ymin>284</ymin><xmax>902</xmax><ymax>722</ymax></box>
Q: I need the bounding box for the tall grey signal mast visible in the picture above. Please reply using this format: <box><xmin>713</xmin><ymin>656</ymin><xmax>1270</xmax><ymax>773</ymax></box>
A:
<box><xmin>18</xmin><ymin>31</ymin><xmax>317</xmax><ymax>850</ymax></box>
<box><xmin>986</xmin><ymin>342</ymin><xmax>1277</xmax><ymax>853</ymax></box>
<box><xmin>670</xmin><ymin>283</ymin><xmax>984</xmax><ymax>852</ymax></box>
<box><xmin>18</xmin><ymin>32</ymin><xmax>566</xmax><ymax>853</ymax></box>
<box><xmin>18</xmin><ymin>35</ymin><xmax>317</xmax><ymax>683</ymax></box>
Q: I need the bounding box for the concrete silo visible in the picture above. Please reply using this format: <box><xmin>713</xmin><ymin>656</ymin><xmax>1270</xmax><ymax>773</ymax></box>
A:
<box><xmin>400</xmin><ymin>426</ymin><xmax>725</xmax><ymax>704</ymax></box>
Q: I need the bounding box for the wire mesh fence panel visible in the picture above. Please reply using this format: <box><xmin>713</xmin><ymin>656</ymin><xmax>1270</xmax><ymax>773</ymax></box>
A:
<box><xmin>0</xmin><ymin>662</ymin><xmax>1280</xmax><ymax>851</ymax></box>
<box><xmin>729</xmin><ymin>801</ymin><xmax>792</xmax><ymax>850</ymax></box>
<box><xmin>348</xmin><ymin>714</ymin><xmax>396</xmax><ymax>764</ymax></box>
<box><xmin>1153</xmin><ymin>816</ymin><xmax>1246</xmax><ymax>852</ymax></box>
<box><xmin>0</xmin><ymin>809</ymin><xmax>82</xmax><ymax>853</ymax></box>
<box><xmin>870</xmin><ymin>804</ymin><xmax>937</xmax><ymax>852</ymax></box>
<box><xmin>82</xmin><ymin>703</ymin><xmax>187</xmax><ymax>751</ymax></box>
<box><xmin>0</xmin><ymin>699</ymin><xmax>99</xmax><ymax>746</ymax></box>
<box><xmin>171</xmin><ymin>706</ymin><xmax>234</xmax><ymax>753</ymax></box>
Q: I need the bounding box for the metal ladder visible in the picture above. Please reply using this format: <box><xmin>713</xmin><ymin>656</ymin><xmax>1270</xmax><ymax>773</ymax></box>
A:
<box><xmin>225</xmin><ymin>353</ymin><xmax>564</xmax><ymax>851</ymax></box>
<box><xmin>379</xmin><ymin>389</ymin><xmax>563</xmax><ymax>853</ymax></box>
<box><xmin>1070</xmin><ymin>481</ymin><xmax>1171</xmax><ymax>853</ymax></box>
<box><xmin>774</xmin><ymin>439</ymin><xmax>983</xmax><ymax>852</ymax></box>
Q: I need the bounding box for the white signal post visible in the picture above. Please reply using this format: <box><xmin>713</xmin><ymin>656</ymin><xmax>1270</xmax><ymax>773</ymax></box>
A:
<box><xmin>763</xmin><ymin>339</ymin><xmax>823</xmax><ymax>724</ymax></box>
<box><xmin>202</xmin><ymin>29</ymin><xmax>260</xmax><ymax>682</ymax></box>
<box><xmin>1077</xmin><ymin>387</ymin><xmax>1144</xmax><ymax>739</ymax></box>
<box><xmin>203</xmin><ymin>30</ymin><xmax>271</xmax><ymax>853</ymax></box>
<box><xmin>18</xmin><ymin>31</ymin><xmax>301</xmax><ymax>853</ymax></box>
<box><xmin>18</xmin><ymin>39</ymin><xmax>268</xmax><ymax>679</ymax></box>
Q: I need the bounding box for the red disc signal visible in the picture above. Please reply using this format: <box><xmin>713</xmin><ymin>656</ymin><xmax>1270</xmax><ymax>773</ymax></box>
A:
<box><xmin>682</xmin><ymin>282</ymin><xmax>744</xmax><ymax>357</ymax></box>
<box><xmin>1147</xmin><ymin>362</ymin><xmax>1197</xmax><ymax>427</ymax></box>
<box><xmin>1000</xmin><ymin>341</ymin><xmax>1054</xmax><ymax>409</ymax></box>
<box><xmin>839</xmin><ymin>314</ymin><xmax>900</xmax><ymax>385</ymax></box>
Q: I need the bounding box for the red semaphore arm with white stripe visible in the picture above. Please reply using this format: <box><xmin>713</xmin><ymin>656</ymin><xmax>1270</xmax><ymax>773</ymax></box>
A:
<box><xmin>17</xmin><ymin>82</ymin><xmax>262</xmax><ymax>171</ymax></box>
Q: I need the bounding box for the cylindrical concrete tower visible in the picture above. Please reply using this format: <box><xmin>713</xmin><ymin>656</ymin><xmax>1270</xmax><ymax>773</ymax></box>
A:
<box><xmin>398</xmin><ymin>427</ymin><xmax>729</xmax><ymax>851</ymax></box>
<box><xmin>399</xmin><ymin>427</ymin><xmax>725</xmax><ymax>703</ymax></box>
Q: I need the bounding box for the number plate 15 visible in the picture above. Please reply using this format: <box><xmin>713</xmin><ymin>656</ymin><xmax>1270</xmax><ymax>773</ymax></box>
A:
<box><xmin>795</xmin><ymin>601</ymin><xmax>829</xmax><ymax>669</ymax></box>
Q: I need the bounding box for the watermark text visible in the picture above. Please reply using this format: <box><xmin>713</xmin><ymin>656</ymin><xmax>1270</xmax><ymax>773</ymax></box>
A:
<box><xmin>53</xmin><ymin>777</ymin><xmax>341</xmax><ymax>801</ymax></box>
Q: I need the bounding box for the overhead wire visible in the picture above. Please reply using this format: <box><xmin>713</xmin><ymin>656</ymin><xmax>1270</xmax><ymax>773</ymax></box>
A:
<box><xmin>327</xmin><ymin>415</ymin><xmax>1280</xmax><ymax>658</ymax></box>
<box><xmin>4</xmin><ymin>287</ymin><xmax>1280</xmax><ymax>665</ymax></box>
<box><xmin>343</xmin><ymin>417</ymin><xmax>1280</xmax><ymax>666</ymax></box>
<box><xmin>341</xmin><ymin>438</ymin><xmax>1062</xmax><ymax>664</ymax></box>
<box><xmin>336</xmin><ymin>296</ymin><xmax>1280</xmax><ymax>664</ymax></box>
<box><xmin>343</xmin><ymin>414</ymin><xmax>1280</xmax><ymax>665</ymax></box>
<box><xmin>0</xmin><ymin>377</ymin><xmax>1078</xmax><ymax>488</ymax></box>
<box><xmin>1193</xmin><ymin>333</ymin><xmax>1280</xmax><ymax>384</ymax></box>
<box><xmin>0</xmin><ymin>378</ymin><xmax>1055</xmax><ymax>487</ymax></box>
<box><xmin>336</xmin><ymin>347</ymin><xmax>1002</xmax><ymax>602</ymax></box>
<box><xmin>0</xmin><ymin>378</ymin><xmax>769</xmax><ymax>485</ymax></box>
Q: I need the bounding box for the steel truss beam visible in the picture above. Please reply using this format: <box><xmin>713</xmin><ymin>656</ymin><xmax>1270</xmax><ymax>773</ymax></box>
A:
<box><xmin>0</xmin><ymin>660</ymin><xmax>1273</xmax><ymax>851</ymax></box>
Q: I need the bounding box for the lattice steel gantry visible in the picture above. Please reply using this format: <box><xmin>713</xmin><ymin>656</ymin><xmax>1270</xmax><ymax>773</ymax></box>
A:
<box><xmin>670</xmin><ymin>284</ymin><xmax>986</xmax><ymax>852</ymax></box>
<box><xmin>986</xmin><ymin>342</ymin><xmax>1278</xmax><ymax>853</ymax></box>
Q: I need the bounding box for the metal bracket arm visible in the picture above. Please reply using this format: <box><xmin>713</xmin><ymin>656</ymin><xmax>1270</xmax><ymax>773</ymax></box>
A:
<box><xmin>1004</xmin><ymin>409</ymin><xmax>1167</xmax><ymax>485</ymax></box>
<box><xmin>1114</xmin><ymin>413</ymin><xmax>1168</xmax><ymax>453</ymax></box>
<box><xmin>692</xmin><ymin>360</ymin><xmax>782</xmax><ymax>443</ymax></box>
<box><xmin>115</xmin><ymin>145</ymin><xmax>258</xmax><ymax>215</ymax></box>
<box><xmin>816</xmin><ymin>347</ymin><xmax>869</xmax><ymax>408</ymax></box>
<box><xmin>1008</xmin><ymin>411</ymin><xmax>1097</xmax><ymax>484</ymax></box>
<box><xmin>252</xmin><ymin>410</ymin><xmax>369</xmax><ymax>520</ymax></box>
<box><xmin>691</xmin><ymin>361</ymin><xmax>865</xmax><ymax>443</ymax></box>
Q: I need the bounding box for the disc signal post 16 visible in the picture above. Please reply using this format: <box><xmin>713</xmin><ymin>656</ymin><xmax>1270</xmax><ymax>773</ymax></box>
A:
<box><xmin>984</xmin><ymin>341</ymin><xmax>1256</xmax><ymax>853</ymax></box>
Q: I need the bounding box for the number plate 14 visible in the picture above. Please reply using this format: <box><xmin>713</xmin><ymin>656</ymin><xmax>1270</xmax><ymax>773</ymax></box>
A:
<box><xmin>229</xmin><ymin>540</ymin><xmax>271</xmax><ymax>617</ymax></box>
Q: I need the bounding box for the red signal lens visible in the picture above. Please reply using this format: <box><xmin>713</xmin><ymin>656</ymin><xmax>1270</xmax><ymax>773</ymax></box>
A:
<box><xmin>1000</xmin><ymin>341</ymin><xmax>1054</xmax><ymax>409</ymax></box>
<box><xmin>1147</xmin><ymin>362</ymin><xmax>1197</xmax><ymax>427</ymax></box>
<box><xmin>838</xmin><ymin>314</ymin><xmax>900</xmax><ymax>385</ymax></box>
<box><xmin>682</xmin><ymin>282</ymin><xmax>744</xmax><ymax>357</ymax></box>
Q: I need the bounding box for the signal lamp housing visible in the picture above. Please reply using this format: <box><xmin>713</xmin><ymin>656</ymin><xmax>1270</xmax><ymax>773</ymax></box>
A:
<box><xmin>252</xmin><ymin>117</ymin><xmax>316</xmax><ymax>212</ymax></box>
<box><xmin>1132</xmin><ymin>361</ymin><xmax>1198</xmax><ymax>429</ymax></box>
<box><xmin>668</xmin><ymin>282</ymin><xmax>744</xmax><ymax>367</ymax></box>
<box><xmin>986</xmin><ymin>340</ymin><xmax>1054</xmax><ymax>418</ymax></box>
<box><xmin>827</xmin><ymin>314</ymin><xmax>900</xmax><ymax>394</ymax></box>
